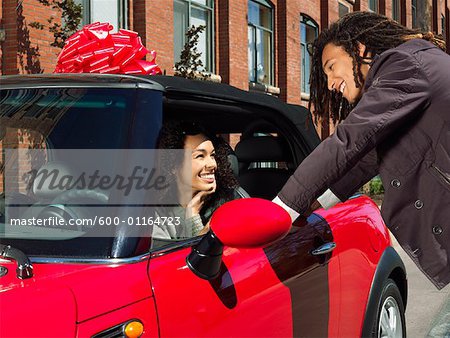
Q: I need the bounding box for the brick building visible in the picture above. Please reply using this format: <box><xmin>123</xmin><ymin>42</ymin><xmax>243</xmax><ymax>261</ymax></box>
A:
<box><xmin>0</xmin><ymin>0</ymin><xmax>449</xmax><ymax>192</ymax></box>
<box><xmin>1</xmin><ymin>0</ymin><xmax>449</xmax><ymax>134</ymax></box>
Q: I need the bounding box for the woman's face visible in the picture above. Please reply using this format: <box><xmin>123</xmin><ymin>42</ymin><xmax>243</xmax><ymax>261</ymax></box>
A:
<box><xmin>321</xmin><ymin>42</ymin><xmax>370</xmax><ymax>104</ymax></box>
<box><xmin>179</xmin><ymin>134</ymin><xmax>217</xmax><ymax>194</ymax></box>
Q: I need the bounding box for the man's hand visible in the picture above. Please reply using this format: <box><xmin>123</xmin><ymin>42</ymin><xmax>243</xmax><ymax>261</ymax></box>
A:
<box><xmin>304</xmin><ymin>200</ymin><xmax>321</xmax><ymax>217</ymax></box>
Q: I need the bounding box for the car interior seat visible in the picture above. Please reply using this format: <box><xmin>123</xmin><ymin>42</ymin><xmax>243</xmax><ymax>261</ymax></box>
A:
<box><xmin>235</xmin><ymin>134</ymin><xmax>294</xmax><ymax>200</ymax></box>
<box><xmin>214</xmin><ymin>136</ymin><xmax>250</xmax><ymax>199</ymax></box>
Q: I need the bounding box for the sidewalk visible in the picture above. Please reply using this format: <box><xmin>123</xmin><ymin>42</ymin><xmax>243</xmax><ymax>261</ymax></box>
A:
<box><xmin>427</xmin><ymin>296</ymin><xmax>450</xmax><ymax>338</ymax></box>
<box><xmin>391</xmin><ymin>235</ymin><xmax>450</xmax><ymax>338</ymax></box>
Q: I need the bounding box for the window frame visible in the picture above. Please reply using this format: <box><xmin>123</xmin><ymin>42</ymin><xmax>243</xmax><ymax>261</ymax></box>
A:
<box><xmin>368</xmin><ymin>0</ymin><xmax>379</xmax><ymax>13</ymax></box>
<box><xmin>247</xmin><ymin>0</ymin><xmax>275</xmax><ymax>86</ymax></box>
<box><xmin>441</xmin><ymin>14</ymin><xmax>445</xmax><ymax>38</ymax></box>
<box><xmin>411</xmin><ymin>0</ymin><xmax>417</xmax><ymax>28</ymax></box>
<box><xmin>300</xmin><ymin>15</ymin><xmax>319</xmax><ymax>97</ymax></box>
<box><xmin>338</xmin><ymin>1</ymin><xmax>351</xmax><ymax>18</ymax></box>
<box><xmin>392</xmin><ymin>0</ymin><xmax>400</xmax><ymax>21</ymax></box>
<box><xmin>76</xmin><ymin>0</ymin><xmax>127</xmax><ymax>29</ymax></box>
<box><xmin>173</xmin><ymin>0</ymin><xmax>215</xmax><ymax>74</ymax></box>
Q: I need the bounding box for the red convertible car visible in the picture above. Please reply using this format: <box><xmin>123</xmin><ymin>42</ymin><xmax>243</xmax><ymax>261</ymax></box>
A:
<box><xmin>0</xmin><ymin>74</ymin><xmax>407</xmax><ymax>337</ymax></box>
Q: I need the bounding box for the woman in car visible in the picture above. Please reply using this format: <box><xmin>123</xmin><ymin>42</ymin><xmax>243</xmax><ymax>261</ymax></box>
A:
<box><xmin>153</xmin><ymin>121</ymin><xmax>239</xmax><ymax>240</ymax></box>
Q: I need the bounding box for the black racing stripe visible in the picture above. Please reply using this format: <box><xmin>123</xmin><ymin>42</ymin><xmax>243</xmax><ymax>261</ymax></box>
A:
<box><xmin>263</xmin><ymin>214</ymin><xmax>333</xmax><ymax>337</ymax></box>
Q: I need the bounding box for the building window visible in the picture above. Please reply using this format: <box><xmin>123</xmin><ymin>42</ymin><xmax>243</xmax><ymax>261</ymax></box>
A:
<box><xmin>338</xmin><ymin>2</ymin><xmax>350</xmax><ymax>18</ymax></box>
<box><xmin>368</xmin><ymin>0</ymin><xmax>378</xmax><ymax>12</ymax></box>
<box><xmin>248</xmin><ymin>0</ymin><xmax>274</xmax><ymax>85</ymax></box>
<box><xmin>300</xmin><ymin>15</ymin><xmax>318</xmax><ymax>95</ymax></box>
<box><xmin>411</xmin><ymin>0</ymin><xmax>417</xmax><ymax>28</ymax></box>
<box><xmin>442</xmin><ymin>14</ymin><xmax>446</xmax><ymax>38</ymax></box>
<box><xmin>75</xmin><ymin>0</ymin><xmax>127</xmax><ymax>30</ymax></box>
<box><xmin>392</xmin><ymin>0</ymin><xmax>400</xmax><ymax>21</ymax></box>
<box><xmin>174</xmin><ymin>0</ymin><xmax>214</xmax><ymax>72</ymax></box>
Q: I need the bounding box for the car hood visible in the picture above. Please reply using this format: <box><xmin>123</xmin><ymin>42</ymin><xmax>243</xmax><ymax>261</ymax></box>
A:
<box><xmin>0</xmin><ymin>260</ymin><xmax>77</xmax><ymax>336</ymax></box>
<box><xmin>0</xmin><ymin>258</ymin><xmax>152</xmax><ymax>335</ymax></box>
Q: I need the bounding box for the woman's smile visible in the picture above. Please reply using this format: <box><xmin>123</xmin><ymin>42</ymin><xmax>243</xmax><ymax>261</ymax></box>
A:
<box><xmin>199</xmin><ymin>172</ymin><xmax>215</xmax><ymax>183</ymax></box>
<box><xmin>180</xmin><ymin>134</ymin><xmax>218</xmax><ymax>194</ymax></box>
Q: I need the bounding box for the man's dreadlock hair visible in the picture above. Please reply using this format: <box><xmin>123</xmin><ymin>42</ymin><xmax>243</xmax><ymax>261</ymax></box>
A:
<box><xmin>309</xmin><ymin>11</ymin><xmax>446</xmax><ymax>124</ymax></box>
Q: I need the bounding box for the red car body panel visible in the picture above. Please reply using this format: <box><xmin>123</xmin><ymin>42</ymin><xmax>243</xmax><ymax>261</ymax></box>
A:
<box><xmin>0</xmin><ymin>260</ymin><xmax>77</xmax><ymax>337</ymax></box>
<box><xmin>149</xmin><ymin>246</ymin><xmax>293</xmax><ymax>337</ymax></box>
<box><xmin>146</xmin><ymin>195</ymin><xmax>390</xmax><ymax>337</ymax></box>
<box><xmin>77</xmin><ymin>298</ymin><xmax>159</xmax><ymax>338</ymax></box>
<box><xmin>317</xmin><ymin>196</ymin><xmax>391</xmax><ymax>337</ymax></box>
<box><xmin>65</xmin><ymin>262</ymin><xmax>153</xmax><ymax>322</ymax></box>
<box><xmin>0</xmin><ymin>197</ymin><xmax>391</xmax><ymax>338</ymax></box>
<box><xmin>0</xmin><ymin>260</ymin><xmax>157</xmax><ymax>337</ymax></box>
<box><xmin>0</xmin><ymin>196</ymin><xmax>390</xmax><ymax>337</ymax></box>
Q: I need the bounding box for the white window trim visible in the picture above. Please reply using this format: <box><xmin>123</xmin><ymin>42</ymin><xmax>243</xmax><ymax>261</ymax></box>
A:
<box><xmin>300</xmin><ymin>15</ymin><xmax>319</xmax><ymax>96</ymax></box>
<box><xmin>248</xmin><ymin>0</ymin><xmax>275</xmax><ymax>86</ymax></box>
<box><xmin>174</xmin><ymin>0</ymin><xmax>215</xmax><ymax>73</ymax></box>
<box><xmin>338</xmin><ymin>1</ymin><xmax>352</xmax><ymax>18</ymax></box>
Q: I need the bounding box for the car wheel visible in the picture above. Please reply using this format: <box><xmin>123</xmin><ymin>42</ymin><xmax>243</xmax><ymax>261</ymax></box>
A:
<box><xmin>371</xmin><ymin>278</ymin><xmax>406</xmax><ymax>338</ymax></box>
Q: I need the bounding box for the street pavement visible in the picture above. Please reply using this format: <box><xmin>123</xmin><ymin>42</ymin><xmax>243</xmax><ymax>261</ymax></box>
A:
<box><xmin>391</xmin><ymin>235</ymin><xmax>450</xmax><ymax>337</ymax></box>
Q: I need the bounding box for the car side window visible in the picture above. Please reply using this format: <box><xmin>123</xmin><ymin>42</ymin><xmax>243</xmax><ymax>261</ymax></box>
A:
<box><xmin>150</xmin><ymin>123</ymin><xmax>241</xmax><ymax>250</ymax></box>
<box><xmin>149</xmin><ymin>115</ymin><xmax>297</xmax><ymax>252</ymax></box>
<box><xmin>1</xmin><ymin>127</ymin><xmax>48</xmax><ymax>219</ymax></box>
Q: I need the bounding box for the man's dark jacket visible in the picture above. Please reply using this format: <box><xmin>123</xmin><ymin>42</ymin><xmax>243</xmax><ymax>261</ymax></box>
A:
<box><xmin>279</xmin><ymin>39</ymin><xmax>450</xmax><ymax>289</ymax></box>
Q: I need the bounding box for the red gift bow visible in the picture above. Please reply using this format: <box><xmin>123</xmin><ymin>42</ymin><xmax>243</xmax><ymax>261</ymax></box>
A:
<box><xmin>54</xmin><ymin>22</ymin><xmax>162</xmax><ymax>75</ymax></box>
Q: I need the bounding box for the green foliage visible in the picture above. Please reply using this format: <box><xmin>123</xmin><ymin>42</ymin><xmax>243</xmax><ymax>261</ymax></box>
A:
<box><xmin>17</xmin><ymin>4</ymin><xmax>42</xmax><ymax>73</ymax></box>
<box><xmin>29</xmin><ymin>0</ymin><xmax>82</xmax><ymax>49</ymax></box>
<box><xmin>369</xmin><ymin>176</ymin><xmax>385</xmax><ymax>195</ymax></box>
<box><xmin>174</xmin><ymin>25</ymin><xmax>210</xmax><ymax>80</ymax></box>
<box><xmin>29</xmin><ymin>22</ymin><xmax>45</xmax><ymax>30</ymax></box>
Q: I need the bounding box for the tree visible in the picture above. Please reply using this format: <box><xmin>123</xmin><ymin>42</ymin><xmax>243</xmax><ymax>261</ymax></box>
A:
<box><xmin>174</xmin><ymin>25</ymin><xmax>210</xmax><ymax>80</ymax></box>
<box><xmin>29</xmin><ymin>0</ymin><xmax>82</xmax><ymax>49</ymax></box>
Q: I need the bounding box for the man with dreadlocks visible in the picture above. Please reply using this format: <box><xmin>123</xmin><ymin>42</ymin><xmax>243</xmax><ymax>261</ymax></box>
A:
<box><xmin>274</xmin><ymin>11</ymin><xmax>450</xmax><ymax>290</ymax></box>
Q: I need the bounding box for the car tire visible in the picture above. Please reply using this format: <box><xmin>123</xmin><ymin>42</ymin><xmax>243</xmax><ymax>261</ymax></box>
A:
<box><xmin>370</xmin><ymin>278</ymin><xmax>406</xmax><ymax>338</ymax></box>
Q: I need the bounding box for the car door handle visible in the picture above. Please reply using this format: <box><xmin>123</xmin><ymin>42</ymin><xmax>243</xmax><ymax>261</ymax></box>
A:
<box><xmin>311</xmin><ymin>242</ymin><xmax>336</xmax><ymax>256</ymax></box>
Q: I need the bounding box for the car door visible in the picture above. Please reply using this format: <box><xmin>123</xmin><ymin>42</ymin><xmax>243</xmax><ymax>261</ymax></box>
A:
<box><xmin>147</xmin><ymin>212</ymin><xmax>335</xmax><ymax>337</ymax></box>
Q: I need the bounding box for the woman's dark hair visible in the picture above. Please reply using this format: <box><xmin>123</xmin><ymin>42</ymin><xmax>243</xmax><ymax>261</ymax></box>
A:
<box><xmin>309</xmin><ymin>11</ymin><xmax>446</xmax><ymax>124</ymax></box>
<box><xmin>157</xmin><ymin>121</ymin><xmax>238</xmax><ymax>211</ymax></box>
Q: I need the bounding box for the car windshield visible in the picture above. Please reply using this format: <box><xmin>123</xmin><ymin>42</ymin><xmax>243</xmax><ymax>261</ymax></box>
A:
<box><xmin>0</xmin><ymin>86</ymin><xmax>162</xmax><ymax>258</ymax></box>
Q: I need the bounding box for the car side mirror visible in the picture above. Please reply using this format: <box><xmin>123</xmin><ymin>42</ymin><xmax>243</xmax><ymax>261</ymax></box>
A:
<box><xmin>186</xmin><ymin>198</ymin><xmax>291</xmax><ymax>280</ymax></box>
